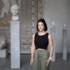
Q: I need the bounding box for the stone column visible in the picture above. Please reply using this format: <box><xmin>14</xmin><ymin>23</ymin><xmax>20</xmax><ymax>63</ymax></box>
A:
<box><xmin>10</xmin><ymin>4</ymin><xmax>20</xmax><ymax>69</ymax></box>
<box><xmin>62</xmin><ymin>24</ymin><xmax>67</xmax><ymax>60</ymax></box>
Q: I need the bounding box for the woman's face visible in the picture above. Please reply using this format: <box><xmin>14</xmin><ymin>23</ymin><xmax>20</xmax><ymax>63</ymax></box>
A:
<box><xmin>38</xmin><ymin>22</ymin><xmax>44</xmax><ymax>32</ymax></box>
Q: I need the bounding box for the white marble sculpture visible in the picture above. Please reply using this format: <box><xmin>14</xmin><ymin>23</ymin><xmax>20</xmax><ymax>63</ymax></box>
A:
<box><xmin>0</xmin><ymin>0</ymin><xmax>10</xmax><ymax>18</ymax></box>
<box><xmin>11</xmin><ymin>4</ymin><xmax>19</xmax><ymax>20</ymax></box>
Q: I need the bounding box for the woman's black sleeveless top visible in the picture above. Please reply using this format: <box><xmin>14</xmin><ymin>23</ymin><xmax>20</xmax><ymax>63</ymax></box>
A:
<box><xmin>34</xmin><ymin>32</ymin><xmax>49</xmax><ymax>50</ymax></box>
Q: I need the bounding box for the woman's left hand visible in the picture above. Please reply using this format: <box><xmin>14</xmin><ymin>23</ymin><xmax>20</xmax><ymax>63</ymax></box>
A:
<box><xmin>47</xmin><ymin>57</ymin><xmax>52</xmax><ymax>65</ymax></box>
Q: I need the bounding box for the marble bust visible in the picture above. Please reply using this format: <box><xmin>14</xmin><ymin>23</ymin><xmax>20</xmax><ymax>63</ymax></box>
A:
<box><xmin>11</xmin><ymin>4</ymin><xmax>19</xmax><ymax>21</ymax></box>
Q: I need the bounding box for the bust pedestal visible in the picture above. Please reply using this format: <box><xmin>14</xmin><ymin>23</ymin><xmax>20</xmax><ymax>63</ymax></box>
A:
<box><xmin>10</xmin><ymin>20</ymin><xmax>20</xmax><ymax>69</ymax></box>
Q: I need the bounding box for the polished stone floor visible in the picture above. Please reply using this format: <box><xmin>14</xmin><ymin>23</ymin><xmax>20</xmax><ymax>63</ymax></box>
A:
<box><xmin>0</xmin><ymin>53</ymin><xmax>70</xmax><ymax>70</ymax></box>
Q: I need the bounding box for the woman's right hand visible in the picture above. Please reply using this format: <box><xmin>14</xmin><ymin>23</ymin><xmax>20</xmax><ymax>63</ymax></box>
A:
<box><xmin>30</xmin><ymin>58</ymin><xmax>34</xmax><ymax>65</ymax></box>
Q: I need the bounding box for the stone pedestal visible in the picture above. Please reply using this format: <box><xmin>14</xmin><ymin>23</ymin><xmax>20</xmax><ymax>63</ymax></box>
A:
<box><xmin>10</xmin><ymin>20</ymin><xmax>20</xmax><ymax>69</ymax></box>
<box><xmin>62</xmin><ymin>29</ymin><xmax>67</xmax><ymax>60</ymax></box>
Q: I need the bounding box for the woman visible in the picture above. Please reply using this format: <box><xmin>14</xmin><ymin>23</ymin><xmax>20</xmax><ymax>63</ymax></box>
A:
<box><xmin>30</xmin><ymin>18</ymin><xmax>53</xmax><ymax>70</ymax></box>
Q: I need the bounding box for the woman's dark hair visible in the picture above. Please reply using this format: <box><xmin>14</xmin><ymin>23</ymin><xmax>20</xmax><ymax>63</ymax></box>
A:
<box><xmin>36</xmin><ymin>18</ymin><xmax>48</xmax><ymax>31</ymax></box>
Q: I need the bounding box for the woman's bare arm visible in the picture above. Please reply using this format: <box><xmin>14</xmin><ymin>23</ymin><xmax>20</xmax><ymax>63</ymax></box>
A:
<box><xmin>48</xmin><ymin>34</ymin><xmax>53</xmax><ymax>59</ymax></box>
<box><xmin>30</xmin><ymin>34</ymin><xmax>35</xmax><ymax>60</ymax></box>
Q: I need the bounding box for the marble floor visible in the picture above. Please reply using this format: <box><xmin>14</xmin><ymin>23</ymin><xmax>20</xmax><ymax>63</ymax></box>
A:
<box><xmin>0</xmin><ymin>53</ymin><xmax>70</xmax><ymax>70</ymax></box>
